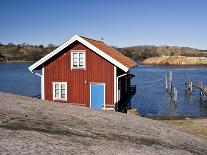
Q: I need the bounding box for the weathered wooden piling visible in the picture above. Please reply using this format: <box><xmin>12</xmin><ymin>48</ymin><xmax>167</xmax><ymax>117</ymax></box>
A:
<box><xmin>190</xmin><ymin>82</ymin><xmax>193</xmax><ymax>93</ymax></box>
<box><xmin>165</xmin><ymin>74</ymin><xmax>168</xmax><ymax>91</ymax></box>
<box><xmin>174</xmin><ymin>87</ymin><xmax>177</xmax><ymax>104</ymax></box>
<box><xmin>184</xmin><ymin>76</ymin><xmax>192</xmax><ymax>93</ymax></box>
<box><xmin>200</xmin><ymin>90</ymin><xmax>203</xmax><ymax>98</ymax></box>
<box><xmin>169</xmin><ymin>71</ymin><xmax>173</xmax><ymax>95</ymax></box>
<box><xmin>184</xmin><ymin>79</ymin><xmax>207</xmax><ymax>101</ymax></box>
<box><xmin>184</xmin><ymin>80</ymin><xmax>188</xmax><ymax>91</ymax></box>
<box><xmin>188</xmin><ymin>76</ymin><xmax>191</xmax><ymax>83</ymax></box>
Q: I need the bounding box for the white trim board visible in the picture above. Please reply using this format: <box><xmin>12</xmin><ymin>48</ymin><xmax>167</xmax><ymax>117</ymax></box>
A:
<box><xmin>114</xmin><ymin>66</ymin><xmax>117</xmax><ymax>104</ymax></box>
<box><xmin>28</xmin><ymin>35</ymin><xmax>129</xmax><ymax>72</ymax></box>
<box><xmin>41</xmin><ymin>66</ymin><xmax>45</xmax><ymax>100</ymax></box>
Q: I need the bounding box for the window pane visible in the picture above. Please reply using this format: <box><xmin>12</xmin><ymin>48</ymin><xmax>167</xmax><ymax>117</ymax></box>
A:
<box><xmin>79</xmin><ymin>58</ymin><xmax>84</xmax><ymax>63</ymax></box>
<box><xmin>61</xmin><ymin>89</ymin><xmax>65</xmax><ymax>94</ymax></box>
<box><xmin>61</xmin><ymin>84</ymin><xmax>65</xmax><ymax>89</ymax></box>
<box><xmin>61</xmin><ymin>94</ymin><xmax>65</xmax><ymax>98</ymax></box>
<box><xmin>55</xmin><ymin>89</ymin><xmax>59</xmax><ymax>94</ymax></box>
<box><xmin>73</xmin><ymin>62</ymin><xmax>78</xmax><ymax>67</ymax></box>
<box><xmin>73</xmin><ymin>61</ymin><xmax>78</xmax><ymax>64</ymax></box>
<box><xmin>55</xmin><ymin>93</ymin><xmax>59</xmax><ymax>98</ymax></box>
<box><xmin>55</xmin><ymin>84</ymin><xmax>59</xmax><ymax>89</ymax></box>
<box><xmin>73</xmin><ymin>58</ymin><xmax>78</xmax><ymax>62</ymax></box>
<box><xmin>73</xmin><ymin>57</ymin><xmax>78</xmax><ymax>67</ymax></box>
<box><xmin>73</xmin><ymin>53</ymin><xmax>78</xmax><ymax>58</ymax></box>
<box><xmin>79</xmin><ymin>62</ymin><xmax>84</xmax><ymax>67</ymax></box>
<box><xmin>79</xmin><ymin>53</ymin><xmax>84</xmax><ymax>58</ymax></box>
<box><xmin>79</xmin><ymin>55</ymin><xmax>85</xmax><ymax>67</ymax></box>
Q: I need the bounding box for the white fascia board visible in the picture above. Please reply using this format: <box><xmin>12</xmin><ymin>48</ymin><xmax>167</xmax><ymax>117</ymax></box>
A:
<box><xmin>28</xmin><ymin>35</ymin><xmax>129</xmax><ymax>72</ymax></box>
<box><xmin>28</xmin><ymin>35</ymin><xmax>79</xmax><ymax>71</ymax></box>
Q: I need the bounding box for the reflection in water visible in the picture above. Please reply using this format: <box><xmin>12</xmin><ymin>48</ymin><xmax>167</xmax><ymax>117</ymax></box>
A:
<box><xmin>185</xmin><ymin>91</ymin><xmax>193</xmax><ymax>104</ymax></box>
<box><xmin>130</xmin><ymin>65</ymin><xmax>207</xmax><ymax>117</ymax></box>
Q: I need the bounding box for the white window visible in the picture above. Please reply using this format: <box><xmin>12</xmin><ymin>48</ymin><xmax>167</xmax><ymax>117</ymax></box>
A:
<box><xmin>53</xmin><ymin>82</ymin><xmax>67</xmax><ymax>101</ymax></box>
<box><xmin>71</xmin><ymin>50</ymin><xmax>86</xmax><ymax>69</ymax></box>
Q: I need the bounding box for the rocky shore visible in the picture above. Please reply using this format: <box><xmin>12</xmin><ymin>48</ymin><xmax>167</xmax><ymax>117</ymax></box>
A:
<box><xmin>142</xmin><ymin>56</ymin><xmax>207</xmax><ymax>65</ymax></box>
<box><xmin>1</xmin><ymin>92</ymin><xmax>207</xmax><ymax>154</ymax></box>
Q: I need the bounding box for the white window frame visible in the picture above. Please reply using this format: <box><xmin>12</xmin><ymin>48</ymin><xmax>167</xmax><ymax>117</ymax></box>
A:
<box><xmin>71</xmin><ymin>50</ymin><xmax>86</xmax><ymax>69</ymax></box>
<box><xmin>52</xmin><ymin>82</ymin><xmax>67</xmax><ymax>101</ymax></box>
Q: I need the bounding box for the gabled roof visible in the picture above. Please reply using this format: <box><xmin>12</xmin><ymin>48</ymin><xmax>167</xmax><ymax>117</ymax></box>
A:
<box><xmin>29</xmin><ymin>35</ymin><xmax>137</xmax><ymax>72</ymax></box>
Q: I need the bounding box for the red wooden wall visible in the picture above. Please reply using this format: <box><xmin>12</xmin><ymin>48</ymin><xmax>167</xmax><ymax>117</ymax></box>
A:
<box><xmin>44</xmin><ymin>41</ymin><xmax>114</xmax><ymax>108</ymax></box>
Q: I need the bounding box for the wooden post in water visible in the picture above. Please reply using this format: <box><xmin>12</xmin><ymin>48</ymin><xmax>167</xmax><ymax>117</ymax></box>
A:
<box><xmin>190</xmin><ymin>82</ymin><xmax>193</xmax><ymax>93</ymax></box>
<box><xmin>174</xmin><ymin>87</ymin><xmax>178</xmax><ymax>104</ymax></box>
<box><xmin>184</xmin><ymin>80</ymin><xmax>188</xmax><ymax>91</ymax></box>
<box><xmin>200</xmin><ymin>90</ymin><xmax>203</xmax><ymax>98</ymax></box>
<box><xmin>165</xmin><ymin>74</ymin><xmax>168</xmax><ymax>91</ymax></box>
<box><xmin>187</xmin><ymin>76</ymin><xmax>190</xmax><ymax>92</ymax></box>
<box><xmin>169</xmin><ymin>71</ymin><xmax>173</xmax><ymax>95</ymax></box>
<box><xmin>200</xmin><ymin>83</ymin><xmax>204</xmax><ymax>99</ymax></box>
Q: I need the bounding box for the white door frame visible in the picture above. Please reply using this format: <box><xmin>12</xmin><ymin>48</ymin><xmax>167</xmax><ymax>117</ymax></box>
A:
<box><xmin>90</xmin><ymin>82</ymin><xmax>105</xmax><ymax>109</ymax></box>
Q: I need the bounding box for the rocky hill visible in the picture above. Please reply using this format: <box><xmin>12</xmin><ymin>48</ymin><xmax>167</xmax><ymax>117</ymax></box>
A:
<box><xmin>0</xmin><ymin>43</ymin><xmax>207</xmax><ymax>63</ymax></box>
<box><xmin>142</xmin><ymin>56</ymin><xmax>207</xmax><ymax>65</ymax></box>
<box><xmin>117</xmin><ymin>45</ymin><xmax>207</xmax><ymax>61</ymax></box>
<box><xmin>1</xmin><ymin>92</ymin><xmax>207</xmax><ymax>154</ymax></box>
<box><xmin>0</xmin><ymin>43</ymin><xmax>57</xmax><ymax>62</ymax></box>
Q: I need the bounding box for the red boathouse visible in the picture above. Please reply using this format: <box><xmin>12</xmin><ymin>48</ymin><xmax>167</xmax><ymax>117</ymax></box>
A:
<box><xmin>29</xmin><ymin>35</ymin><xmax>137</xmax><ymax>110</ymax></box>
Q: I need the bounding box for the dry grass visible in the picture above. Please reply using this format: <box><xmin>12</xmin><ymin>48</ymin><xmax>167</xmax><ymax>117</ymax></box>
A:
<box><xmin>160</xmin><ymin>118</ymin><xmax>207</xmax><ymax>139</ymax></box>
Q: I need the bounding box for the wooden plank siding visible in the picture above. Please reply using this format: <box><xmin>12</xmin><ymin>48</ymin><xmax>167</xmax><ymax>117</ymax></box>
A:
<box><xmin>44</xmin><ymin>41</ymin><xmax>114</xmax><ymax>108</ymax></box>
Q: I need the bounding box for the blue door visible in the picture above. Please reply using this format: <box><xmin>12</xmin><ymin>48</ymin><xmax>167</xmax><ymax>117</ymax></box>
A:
<box><xmin>91</xmin><ymin>83</ymin><xmax>105</xmax><ymax>109</ymax></box>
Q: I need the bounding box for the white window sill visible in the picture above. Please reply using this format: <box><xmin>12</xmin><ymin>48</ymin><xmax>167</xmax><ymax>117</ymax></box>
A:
<box><xmin>71</xmin><ymin>67</ymin><xmax>86</xmax><ymax>70</ymax></box>
<box><xmin>53</xmin><ymin>98</ymin><xmax>67</xmax><ymax>101</ymax></box>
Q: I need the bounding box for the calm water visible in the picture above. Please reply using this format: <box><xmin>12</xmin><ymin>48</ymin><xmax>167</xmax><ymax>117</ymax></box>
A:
<box><xmin>0</xmin><ymin>63</ymin><xmax>40</xmax><ymax>97</ymax></box>
<box><xmin>0</xmin><ymin>63</ymin><xmax>207</xmax><ymax>117</ymax></box>
<box><xmin>130</xmin><ymin>65</ymin><xmax>207</xmax><ymax>117</ymax></box>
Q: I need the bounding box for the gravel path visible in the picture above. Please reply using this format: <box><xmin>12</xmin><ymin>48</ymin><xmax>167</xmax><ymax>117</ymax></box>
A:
<box><xmin>0</xmin><ymin>92</ymin><xmax>207</xmax><ymax>155</ymax></box>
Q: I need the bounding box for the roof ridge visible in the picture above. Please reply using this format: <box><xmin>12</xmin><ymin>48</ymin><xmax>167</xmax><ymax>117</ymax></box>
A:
<box><xmin>79</xmin><ymin>35</ymin><xmax>103</xmax><ymax>43</ymax></box>
<box><xmin>80</xmin><ymin>35</ymin><xmax>136</xmax><ymax>64</ymax></box>
<box><xmin>29</xmin><ymin>34</ymin><xmax>137</xmax><ymax>72</ymax></box>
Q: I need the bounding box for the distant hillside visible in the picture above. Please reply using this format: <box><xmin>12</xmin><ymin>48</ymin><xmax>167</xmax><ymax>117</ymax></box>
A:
<box><xmin>117</xmin><ymin>45</ymin><xmax>207</xmax><ymax>61</ymax></box>
<box><xmin>0</xmin><ymin>43</ymin><xmax>207</xmax><ymax>62</ymax></box>
<box><xmin>142</xmin><ymin>56</ymin><xmax>207</xmax><ymax>65</ymax></box>
<box><xmin>0</xmin><ymin>43</ymin><xmax>57</xmax><ymax>62</ymax></box>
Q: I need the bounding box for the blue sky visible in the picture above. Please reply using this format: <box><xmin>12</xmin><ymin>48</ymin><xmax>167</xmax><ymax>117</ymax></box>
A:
<box><xmin>0</xmin><ymin>0</ymin><xmax>207</xmax><ymax>49</ymax></box>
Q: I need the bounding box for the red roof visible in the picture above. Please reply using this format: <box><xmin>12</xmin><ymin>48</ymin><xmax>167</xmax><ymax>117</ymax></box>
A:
<box><xmin>80</xmin><ymin>36</ymin><xmax>137</xmax><ymax>69</ymax></box>
<box><xmin>29</xmin><ymin>35</ymin><xmax>137</xmax><ymax>72</ymax></box>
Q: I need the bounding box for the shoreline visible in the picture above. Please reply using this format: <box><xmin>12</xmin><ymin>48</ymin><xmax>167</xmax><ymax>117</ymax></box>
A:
<box><xmin>2</xmin><ymin>91</ymin><xmax>207</xmax><ymax>120</ymax></box>
<box><xmin>146</xmin><ymin>115</ymin><xmax>207</xmax><ymax>120</ymax></box>
<box><xmin>142</xmin><ymin>55</ymin><xmax>207</xmax><ymax>66</ymax></box>
<box><xmin>139</xmin><ymin>62</ymin><xmax>207</xmax><ymax>67</ymax></box>
<box><xmin>2</xmin><ymin>60</ymin><xmax>207</xmax><ymax>67</ymax></box>
<box><xmin>0</xmin><ymin>61</ymin><xmax>35</xmax><ymax>63</ymax></box>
